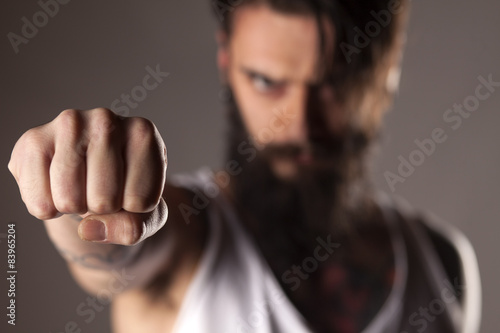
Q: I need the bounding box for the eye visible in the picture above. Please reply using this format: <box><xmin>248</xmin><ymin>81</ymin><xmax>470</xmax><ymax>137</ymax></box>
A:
<box><xmin>252</xmin><ymin>74</ymin><xmax>274</xmax><ymax>92</ymax></box>
<box><xmin>250</xmin><ymin>73</ymin><xmax>278</xmax><ymax>93</ymax></box>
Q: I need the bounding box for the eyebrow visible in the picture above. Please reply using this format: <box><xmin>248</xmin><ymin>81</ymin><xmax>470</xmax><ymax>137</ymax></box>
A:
<box><xmin>240</xmin><ymin>66</ymin><xmax>288</xmax><ymax>85</ymax></box>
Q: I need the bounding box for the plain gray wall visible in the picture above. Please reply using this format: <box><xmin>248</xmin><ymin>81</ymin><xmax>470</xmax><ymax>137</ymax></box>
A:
<box><xmin>1</xmin><ymin>0</ymin><xmax>498</xmax><ymax>332</ymax></box>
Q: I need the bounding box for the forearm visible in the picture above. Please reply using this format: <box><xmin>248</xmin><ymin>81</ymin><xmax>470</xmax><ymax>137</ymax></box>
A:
<box><xmin>43</xmin><ymin>212</ymin><xmax>174</xmax><ymax>295</ymax></box>
<box><xmin>43</xmin><ymin>214</ymin><xmax>147</xmax><ymax>296</ymax></box>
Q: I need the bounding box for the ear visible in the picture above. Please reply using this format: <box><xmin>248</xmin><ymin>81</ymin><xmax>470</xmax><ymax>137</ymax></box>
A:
<box><xmin>216</xmin><ymin>30</ymin><xmax>230</xmax><ymax>82</ymax></box>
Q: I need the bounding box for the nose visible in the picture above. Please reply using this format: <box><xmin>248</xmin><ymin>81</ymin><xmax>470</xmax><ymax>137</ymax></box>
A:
<box><xmin>272</xmin><ymin>85</ymin><xmax>309</xmax><ymax>144</ymax></box>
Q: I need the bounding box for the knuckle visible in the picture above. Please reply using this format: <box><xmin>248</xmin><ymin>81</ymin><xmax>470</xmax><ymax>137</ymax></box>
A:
<box><xmin>88</xmin><ymin>199</ymin><xmax>120</xmax><ymax>215</ymax></box>
<box><xmin>20</xmin><ymin>128</ymin><xmax>44</xmax><ymax>148</ymax></box>
<box><xmin>89</xmin><ymin>108</ymin><xmax>118</xmax><ymax>138</ymax></box>
<box><xmin>91</xmin><ymin>107</ymin><xmax>114</xmax><ymax>117</ymax></box>
<box><xmin>15</xmin><ymin>130</ymin><xmax>51</xmax><ymax>171</ymax></box>
<box><xmin>121</xmin><ymin>219</ymin><xmax>145</xmax><ymax>246</ymax></box>
<box><xmin>129</xmin><ymin>117</ymin><xmax>156</xmax><ymax>143</ymax></box>
<box><xmin>90</xmin><ymin>107</ymin><xmax>115</xmax><ymax>122</ymax></box>
<box><xmin>123</xmin><ymin>194</ymin><xmax>157</xmax><ymax>213</ymax></box>
<box><xmin>18</xmin><ymin>129</ymin><xmax>53</xmax><ymax>161</ymax></box>
<box><xmin>54</xmin><ymin>198</ymin><xmax>86</xmax><ymax>215</ymax></box>
<box><xmin>56</xmin><ymin>109</ymin><xmax>80</xmax><ymax>129</ymax></box>
<box><xmin>28</xmin><ymin>200</ymin><xmax>57</xmax><ymax>220</ymax></box>
<box><xmin>55</xmin><ymin>110</ymin><xmax>81</xmax><ymax>140</ymax></box>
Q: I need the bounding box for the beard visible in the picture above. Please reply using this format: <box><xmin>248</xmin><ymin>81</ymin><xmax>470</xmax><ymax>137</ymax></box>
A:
<box><xmin>224</xmin><ymin>87</ymin><xmax>378</xmax><ymax>254</ymax></box>
<box><xmin>223</xmin><ymin>89</ymin><xmax>393</xmax><ymax>331</ymax></box>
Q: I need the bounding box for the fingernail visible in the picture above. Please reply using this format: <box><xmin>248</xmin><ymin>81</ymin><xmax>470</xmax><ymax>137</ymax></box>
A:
<box><xmin>81</xmin><ymin>219</ymin><xmax>107</xmax><ymax>242</ymax></box>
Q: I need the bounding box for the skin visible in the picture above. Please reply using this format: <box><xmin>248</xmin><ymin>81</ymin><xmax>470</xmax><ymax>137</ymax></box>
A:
<box><xmin>8</xmin><ymin>4</ymin><xmax>343</xmax><ymax>332</ymax></box>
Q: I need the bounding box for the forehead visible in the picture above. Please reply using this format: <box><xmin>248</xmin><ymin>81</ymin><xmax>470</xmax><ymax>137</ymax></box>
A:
<box><xmin>229</xmin><ymin>4</ymin><xmax>323</xmax><ymax>82</ymax></box>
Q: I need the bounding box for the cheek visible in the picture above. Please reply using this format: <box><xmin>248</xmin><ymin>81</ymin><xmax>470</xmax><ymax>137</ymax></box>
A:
<box><xmin>230</xmin><ymin>73</ymin><xmax>278</xmax><ymax>143</ymax></box>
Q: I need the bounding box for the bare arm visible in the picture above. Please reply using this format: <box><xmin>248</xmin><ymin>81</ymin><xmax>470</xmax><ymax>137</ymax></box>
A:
<box><xmin>8</xmin><ymin>108</ymin><xmax>190</xmax><ymax>297</ymax></box>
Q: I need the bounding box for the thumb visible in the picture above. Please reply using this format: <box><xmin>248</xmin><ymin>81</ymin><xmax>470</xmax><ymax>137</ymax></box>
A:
<box><xmin>78</xmin><ymin>198</ymin><xmax>168</xmax><ymax>245</ymax></box>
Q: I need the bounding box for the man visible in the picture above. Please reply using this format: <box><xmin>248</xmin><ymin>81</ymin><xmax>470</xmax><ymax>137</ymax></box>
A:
<box><xmin>8</xmin><ymin>0</ymin><xmax>481</xmax><ymax>332</ymax></box>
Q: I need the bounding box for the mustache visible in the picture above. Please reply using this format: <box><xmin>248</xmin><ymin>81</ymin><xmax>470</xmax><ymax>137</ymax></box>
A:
<box><xmin>260</xmin><ymin>139</ymin><xmax>346</xmax><ymax>161</ymax></box>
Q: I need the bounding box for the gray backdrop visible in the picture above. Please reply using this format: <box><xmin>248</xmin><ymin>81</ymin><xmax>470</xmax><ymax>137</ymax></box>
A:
<box><xmin>1</xmin><ymin>0</ymin><xmax>498</xmax><ymax>332</ymax></box>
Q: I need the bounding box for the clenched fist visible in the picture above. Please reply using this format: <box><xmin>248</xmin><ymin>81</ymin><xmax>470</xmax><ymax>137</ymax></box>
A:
<box><xmin>8</xmin><ymin>108</ymin><xmax>168</xmax><ymax>246</ymax></box>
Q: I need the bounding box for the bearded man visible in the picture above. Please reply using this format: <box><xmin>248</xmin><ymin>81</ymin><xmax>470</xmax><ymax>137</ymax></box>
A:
<box><xmin>8</xmin><ymin>0</ymin><xmax>481</xmax><ymax>332</ymax></box>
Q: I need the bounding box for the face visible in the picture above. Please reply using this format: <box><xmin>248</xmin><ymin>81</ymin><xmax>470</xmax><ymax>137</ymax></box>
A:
<box><xmin>218</xmin><ymin>4</ymin><xmax>342</xmax><ymax>179</ymax></box>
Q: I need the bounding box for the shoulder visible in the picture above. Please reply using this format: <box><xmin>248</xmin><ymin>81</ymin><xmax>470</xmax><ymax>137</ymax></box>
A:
<box><xmin>375</xmin><ymin>191</ymin><xmax>482</xmax><ymax>332</ymax></box>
